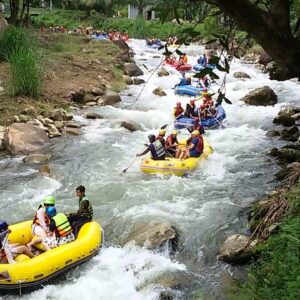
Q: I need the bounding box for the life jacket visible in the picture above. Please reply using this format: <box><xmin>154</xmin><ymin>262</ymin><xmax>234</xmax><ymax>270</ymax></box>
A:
<box><xmin>183</xmin><ymin>55</ymin><xmax>188</xmax><ymax>63</ymax></box>
<box><xmin>52</xmin><ymin>213</ymin><xmax>73</xmax><ymax>238</ymax></box>
<box><xmin>156</xmin><ymin>135</ymin><xmax>165</xmax><ymax>147</ymax></box>
<box><xmin>33</xmin><ymin>204</ymin><xmax>50</xmax><ymax>227</ymax></box>
<box><xmin>174</xmin><ymin>106</ymin><xmax>184</xmax><ymax>117</ymax></box>
<box><xmin>152</xmin><ymin>139</ymin><xmax>165</xmax><ymax>158</ymax></box>
<box><xmin>194</xmin><ymin>136</ymin><xmax>204</xmax><ymax>153</ymax></box>
<box><xmin>166</xmin><ymin>135</ymin><xmax>177</xmax><ymax>148</ymax></box>
<box><xmin>79</xmin><ymin>196</ymin><xmax>93</xmax><ymax>220</ymax></box>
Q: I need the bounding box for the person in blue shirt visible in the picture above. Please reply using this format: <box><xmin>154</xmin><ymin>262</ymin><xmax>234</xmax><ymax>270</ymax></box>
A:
<box><xmin>137</xmin><ymin>134</ymin><xmax>166</xmax><ymax>160</ymax></box>
<box><xmin>197</xmin><ymin>54</ymin><xmax>208</xmax><ymax>67</ymax></box>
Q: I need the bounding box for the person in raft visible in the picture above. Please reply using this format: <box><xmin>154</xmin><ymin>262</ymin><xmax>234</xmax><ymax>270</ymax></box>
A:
<box><xmin>68</xmin><ymin>185</ymin><xmax>93</xmax><ymax>237</ymax></box>
<box><xmin>32</xmin><ymin>196</ymin><xmax>56</xmax><ymax>237</ymax></box>
<box><xmin>165</xmin><ymin>130</ymin><xmax>180</xmax><ymax>157</ymax></box>
<box><xmin>137</xmin><ymin>134</ymin><xmax>166</xmax><ymax>160</ymax></box>
<box><xmin>0</xmin><ymin>221</ymin><xmax>34</xmax><ymax>264</ymax></box>
<box><xmin>173</xmin><ymin>101</ymin><xmax>184</xmax><ymax>118</ymax></box>
<box><xmin>177</xmin><ymin>130</ymin><xmax>204</xmax><ymax>160</ymax></box>
<box><xmin>156</xmin><ymin>129</ymin><xmax>166</xmax><ymax>147</ymax></box>
<box><xmin>28</xmin><ymin>207</ymin><xmax>75</xmax><ymax>251</ymax></box>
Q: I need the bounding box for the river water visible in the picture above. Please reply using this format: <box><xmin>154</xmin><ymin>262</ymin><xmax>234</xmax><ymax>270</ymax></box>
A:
<box><xmin>1</xmin><ymin>40</ymin><xmax>300</xmax><ymax>300</ymax></box>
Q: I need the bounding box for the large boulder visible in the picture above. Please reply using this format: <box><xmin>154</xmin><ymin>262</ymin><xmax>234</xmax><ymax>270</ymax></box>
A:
<box><xmin>4</xmin><ymin>123</ymin><xmax>50</xmax><ymax>155</ymax></box>
<box><xmin>50</xmin><ymin>108</ymin><xmax>73</xmax><ymax>121</ymax></box>
<box><xmin>218</xmin><ymin>234</ymin><xmax>258</xmax><ymax>264</ymax></box>
<box><xmin>268</xmin><ymin>146</ymin><xmax>300</xmax><ymax>163</ymax></box>
<box><xmin>133</xmin><ymin>78</ymin><xmax>145</xmax><ymax>85</ymax></box>
<box><xmin>241</xmin><ymin>86</ymin><xmax>277</xmax><ymax>106</ymax></box>
<box><xmin>153</xmin><ymin>87</ymin><xmax>167</xmax><ymax>97</ymax></box>
<box><xmin>120</xmin><ymin>121</ymin><xmax>142</xmax><ymax>132</ymax></box>
<box><xmin>23</xmin><ymin>154</ymin><xmax>52</xmax><ymax>164</ymax></box>
<box><xmin>258</xmin><ymin>51</ymin><xmax>272</xmax><ymax>65</ymax></box>
<box><xmin>233</xmin><ymin>72</ymin><xmax>251</xmax><ymax>79</ymax></box>
<box><xmin>112</xmin><ymin>39</ymin><xmax>129</xmax><ymax>52</ymax></box>
<box><xmin>123</xmin><ymin>63</ymin><xmax>143</xmax><ymax>77</ymax></box>
<box><xmin>83</xmin><ymin>112</ymin><xmax>103</xmax><ymax>119</ymax></box>
<box><xmin>158</xmin><ymin>68</ymin><xmax>170</xmax><ymax>77</ymax></box>
<box><xmin>100</xmin><ymin>91</ymin><xmax>122</xmax><ymax>106</ymax></box>
<box><xmin>123</xmin><ymin>222</ymin><xmax>179</xmax><ymax>251</ymax></box>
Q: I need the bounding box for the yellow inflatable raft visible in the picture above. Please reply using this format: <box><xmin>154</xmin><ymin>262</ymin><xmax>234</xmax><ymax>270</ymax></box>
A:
<box><xmin>140</xmin><ymin>138</ymin><xmax>213</xmax><ymax>176</ymax></box>
<box><xmin>0</xmin><ymin>220</ymin><xmax>103</xmax><ymax>294</ymax></box>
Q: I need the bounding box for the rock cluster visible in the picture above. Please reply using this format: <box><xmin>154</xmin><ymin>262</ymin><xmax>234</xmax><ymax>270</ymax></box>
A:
<box><xmin>240</xmin><ymin>86</ymin><xmax>277</xmax><ymax>106</ymax></box>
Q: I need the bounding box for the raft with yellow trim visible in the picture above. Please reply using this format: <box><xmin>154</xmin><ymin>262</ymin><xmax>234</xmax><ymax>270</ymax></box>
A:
<box><xmin>0</xmin><ymin>220</ymin><xmax>103</xmax><ymax>294</ymax></box>
<box><xmin>140</xmin><ymin>138</ymin><xmax>213</xmax><ymax>176</ymax></box>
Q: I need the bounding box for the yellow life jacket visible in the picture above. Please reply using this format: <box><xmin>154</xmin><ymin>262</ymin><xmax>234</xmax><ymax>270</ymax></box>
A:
<box><xmin>52</xmin><ymin>213</ymin><xmax>72</xmax><ymax>238</ymax></box>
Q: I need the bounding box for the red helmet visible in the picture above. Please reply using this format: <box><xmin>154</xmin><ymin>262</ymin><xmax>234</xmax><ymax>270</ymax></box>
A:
<box><xmin>200</xmin><ymin>104</ymin><xmax>205</xmax><ymax>109</ymax></box>
<box><xmin>176</xmin><ymin>101</ymin><xmax>181</xmax><ymax>106</ymax></box>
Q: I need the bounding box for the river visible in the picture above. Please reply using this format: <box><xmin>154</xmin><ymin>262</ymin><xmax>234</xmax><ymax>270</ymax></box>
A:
<box><xmin>1</xmin><ymin>39</ymin><xmax>300</xmax><ymax>300</ymax></box>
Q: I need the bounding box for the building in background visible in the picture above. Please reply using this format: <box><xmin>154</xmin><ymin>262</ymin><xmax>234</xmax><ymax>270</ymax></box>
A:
<box><xmin>128</xmin><ymin>4</ymin><xmax>155</xmax><ymax>20</ymax></box>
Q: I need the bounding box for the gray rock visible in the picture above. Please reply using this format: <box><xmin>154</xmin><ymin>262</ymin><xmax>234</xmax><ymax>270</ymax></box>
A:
<box><xmin>258</xmin><ymin>51</ymin><xmax>272</xmax><ymax>65</ymax></box>
<box><xmin>91</xmin><ymin>86</ymin><xmax>105</xmax><ymax>96</ymax></box>
<box><xmin>4</xmin><ymin>123</ymin><xmax>50</xmax><ymax>155</ymax></box>
<box><xmin>112</xmin><ymin>39</ymin><xmax>129</xmax><ymax>51</ymax></box>
<box><xmin>266</xmin><ymin>130</ymin><xmax>280</xmax><ymax>137</ymax></box>
<box><xmin>23</xmin><ymin>154</ymin><xmax>52</xmax><ymax>164</ymax></box>
<box><xmin>291</xmin><ymin>113</ymin><xmax>300</xmax><ymax>120</ymax></box>
<box><xmin>123</xmin><ymin>222</ymin><xmax>179</xmax><ymax>251</ymax></box>
<box><xmin>44</xmin><ymin>118</ymin><xmax>54</xmax><ymax>125</ymax></box>
<box><xmin>280</xmin><ymin>126</ymin><xmax>299</xmax><ymax>141</ymax></box>
<box><xmin>65</xmin><ymin>127</ymin><xmax>81</xmax><ymax>136</ymax></box>
<box><xmin>123</xmin><ymin>75</ymin><xmax>133</xmax><ymax>85</ymax></box>
<box><xmin>84</xmin><ymin>112</ymin><xmax>103</xmax><ymax>119</ymax></box>
<box><xmin>53</xmin><ymin>121</ymin><xmax>64</xmax><ymax>130</ymax></box>
<box><xmin>47</xmin><ymin>124</ymin><xmax>61</xmax><ymax>138</ymax></box>
<box><xmin>218</xmin><ymin>234</ymin><xmax>258</xmax><ymax>264</ymax></box>
<box><xmin>102</xmin><ymin>91</ymin><xmax>122</xmax><ymax>106</ymax></box>
<box><xmin>120</xmin><ymin>121</ymin><xmax>142</xmax><ymax>132</ymax></box>
<box><xmin>50</xmin><ymin>109</ymin><xmax>73</xmax><ymax>122</ymax></box>
<box><xmin>65</xmin><ymin>121</ymin><xmax>81</xmax><ymax>128</ymax></box>
<box><xmin>273</xmin><ymin>115</ymin><xmax>295</xmax><ymax>127</ymax></box>
<box><xmin>133</xmin><ymin>78</ymin><xmax>145</xmax><ymax>85</ymax></box>
<box><xmin>124</xmin><ymin>63</ymin><xmax>143</xmax><ymax>77</ymax></box>
<box><xmin>233</xmin><ymin>72</ymin><xmax>251</xmax><ymax>79</ymax></box>
<box><xmin>158</xmin><ymin>68</ymin><xmax>170</xmax><ymax>77</ymax></box>
<box><xmin>86</xmin><ymin>101</ymin><xmax>97</xmax><ymax>107</ymax></box>
<box><xmin>153</xmin><ymin>87</ymin><xmax>167</xmax><ymax>97</ymax></box>
<box><xmin>240</xmin><ymin>86</ymin><xmax>277</xmax><ymax>106</ymax></box>
<box><xmin>278</xmin><ymin>106</ymin><xmax>300</xmax><ymax>118</ymax></box>
<box><xmin>269</xmin><ymin>147</ymin><xmax>300</xmax><ymax>163</ymax></box>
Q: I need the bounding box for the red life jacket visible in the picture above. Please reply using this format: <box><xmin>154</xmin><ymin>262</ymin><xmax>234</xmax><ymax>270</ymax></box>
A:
<box><xmin>194</xmin><ymin>136</ymin><xmax>204</xmax><ymax>153</ymax></box>
<box><xmin>174</xmin><ymin>106</ymin><xmax>184</xmax><ymax>117</ymax></box>
<box><xmin>166</xmin><ymin>135</ymin><xmax>177</xmax><ymax>147</ymax></box>
<box><xmin>33</xmin><ymin>205</ymin><xmax>50</xmax><ymax>226</ymax></box>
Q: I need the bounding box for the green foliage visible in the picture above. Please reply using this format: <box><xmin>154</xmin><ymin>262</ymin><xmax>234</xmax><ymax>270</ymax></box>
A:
<box><xmin>0</xmin><ymin>26</ymin><xmax>31</xmax><ymax>61</ymax></box>
<box><xmin>9</xmin><ymin>47</ymin><xmax>42</xmax><ymax>98</ymax></box>
<box><xmin>130</xmin><ymin>16</ymin><xmax>149</xmax><ymax>39</ymax></box>
<box><xmin>232</xmin><ymin>186</ymin><xmax>300</xmax><ymax>300</ymax></box>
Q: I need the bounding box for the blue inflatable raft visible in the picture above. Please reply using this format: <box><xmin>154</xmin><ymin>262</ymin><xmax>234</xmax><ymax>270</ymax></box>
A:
<box><xmin>174</xmin><ymin>105</ymin><xmax>226</xmax><ymax>129</ymax></box>
<box><xmin>193</xmin><ymin>64</ymin><xmax>216</xmax><ymax>72</ymax></box>
<box><xmin>174</xmin><ymin>85</ymin><xmax>207</xmax><ymax>97</ymax></box>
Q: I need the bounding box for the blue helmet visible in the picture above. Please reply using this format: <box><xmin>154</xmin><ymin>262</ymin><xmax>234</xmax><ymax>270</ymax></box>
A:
<box><xmin>0</xmin><ymin>221</ymin><xmax>8</xmax><ymax>233</ymax></box>
<box><xmin>45</xmin><ymin>207</ymin><xmax>57</xmax><ymax>218</ymax></box>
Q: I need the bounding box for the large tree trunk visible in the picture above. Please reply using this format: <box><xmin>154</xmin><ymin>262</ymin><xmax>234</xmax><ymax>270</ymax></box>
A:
<box><xmin>206</xmin><ymin>0</ymin><xmax>300</xmax><ymax>80</ymax></box>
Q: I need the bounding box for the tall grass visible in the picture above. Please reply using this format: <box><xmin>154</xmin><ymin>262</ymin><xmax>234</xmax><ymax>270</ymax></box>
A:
<box><xmin>0</xmin><ymin>26</ymin><xmax>31</xmax><ymax>61</ymax></box>
<box><xmin>129</xmin><ymin>17</ymin><xmax>149</xmax><ymax>39</ymax></box>
<box><xmin>9</xmin><ymin>47</ymin><xmax>42</xmax><ymax>98</ymax></box>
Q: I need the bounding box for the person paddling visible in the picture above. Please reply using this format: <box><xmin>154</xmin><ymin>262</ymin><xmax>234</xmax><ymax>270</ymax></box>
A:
<box><xmin>137</xmin><ymin>134</ymin><xmax>166</xmax><ymax>160</ymax></box>
<box><xmin>178</xmin><ymin>130</ymin><xmax>204</xmax><ymax>160</ymax></box>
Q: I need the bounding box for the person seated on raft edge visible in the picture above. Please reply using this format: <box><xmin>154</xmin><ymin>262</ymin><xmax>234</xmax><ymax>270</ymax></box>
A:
<box><xmin>197</xmin><ymin>53</ymin><xmax>208</xmax><ymax>67</ymax></box>
<box><xmin>165</xmin><ymin>55</ymin><xmax>176</xmax><ymax>65</ymax></box>
<box><xmin>136</xmin><ymin>134</ymin><xmax>166</xmax><ymax>161</ymax></box>
<box><xmin>165</xmin><ymin>130</ymin><xmax>180</xmax><ymax>157</ymax></box>
<box><xmin>177</xmin><ymin>73</ymin><xmax>191</xmax><ymax>87</ymax></box>
<box><xmin>176</xmin><ymin>130</ymin><xmax>204</xmax><ymax>160</ymax></box>
<box><xmin>32</xmin><ymin>195</ymin><xmax>56</xmax><ymax>238</ymax></box>
<box><xmin>173</xmin><ymin>101</ymin><xmax>184</xmax><ymax>118</ymax></box>
<box><xmin>189</xmin><ymin>117</ymin><xmax>205</xmax><ymax>135</ymax></box>
<box><xmin>0</xmin><ymin>221</ymin><xmax>34</xmax><ymax>264</ymax></box>
<box><xmin>156</xmin><ymin>129</ymin><xmax>166</xmax><ymax>147</ymax></box>
<box><xmin>67</xmin><ymin>185</ymin><xmax>93</xmax><ymax>238</ymax></box>
<box><xmin>28</xmin><ymin>207</ymin><xmax>75</xmax><ymax>251</ymax></box>
<box><xmin>184</xmin><ymin>99</ymin><xmax>197</xmax><ymax>118</ymax></box>
<box><xmin>182</xmin><ymin>53</ymin><xmax>188</xmax><ymax>64</ymax></box>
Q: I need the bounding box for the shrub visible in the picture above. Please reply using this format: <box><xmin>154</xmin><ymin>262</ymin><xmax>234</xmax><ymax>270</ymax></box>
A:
<box><xmin>0</xmin><ymin>26</ymin><xmax>31</xmax><ymax>61</ymax></box>
<box><xmin>9</xmin><ymin>47</ymin><xmax>42</xmax><ymax>98</ymax></box>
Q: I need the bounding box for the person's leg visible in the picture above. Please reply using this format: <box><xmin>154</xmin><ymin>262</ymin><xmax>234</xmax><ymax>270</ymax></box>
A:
<box><xmin>72</xmin><ymin>217</ymin><xmax>90</xmax><ymax>237</ymax></box>
<box><xmin>27</xmin><ymin>237</ymin><xmax>43</xmax><ymax>250</ymax></box>
<box><xmin>11</xmin><ymin>245</ymin><xmax>34</xmax><ymax>258</ymax></box>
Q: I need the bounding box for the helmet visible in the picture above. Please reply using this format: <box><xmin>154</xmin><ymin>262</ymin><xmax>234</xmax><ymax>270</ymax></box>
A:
<box><xmin>45</xmin><ymin>207</ymin><xmax>56</xmax><ymax>218</ymax></box>
<box><xmin>200</xmin><ymin>104</ymin><xmax>205</xmax><ymax>109</ymax></box>
<box><xmin>176</xmin><ymin>101</ymin><xmax>181</xmax><ymax>106</ymax></box>
<box><xmin>148</xmin><ymin>134</ymin><xmax>156</xmax><ymax>143</ymax></box>
<box><xmin>0</xmin><ymin>221</ymin><xmax>8</xmax><ymax>233</ymax></box>
<box><xmin>190</xmin><ymin>99</ymin><xmax>195</xmax><ymax>105</ymax></box>
<box><xmin>172</xmin><ymin>130</ymin><xmax>178</xmax><ymax>135</ymax></box>
<box><xmin>159</xmin><ymin>129</ymin><xmax>166</xmax><ymax>136</ymax></box>
<box><xmin>43</xmin><ymin>196</ymin><xmax>56</xmax><ymax>206</ymax></box>
<box><xmin>194</xmin><ymin>117</ymin><xmax>199</xmax><ymax>122</ymax></box>
<box><xmin>191</xmin><ymin>130</ymin><xmax>200</xmax><ymax>136</ymax></box>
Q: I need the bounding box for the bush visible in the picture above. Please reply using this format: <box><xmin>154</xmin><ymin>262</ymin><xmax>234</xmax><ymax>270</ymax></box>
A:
<box><xmin>0</xmin><ymin>26</ymin><xmax>31</xmax><ymax>61</ymax></box>
<box><xmin>9</xmin><ymin>47</ymin><xmax>42</xmax><ymax>98</ymax></box>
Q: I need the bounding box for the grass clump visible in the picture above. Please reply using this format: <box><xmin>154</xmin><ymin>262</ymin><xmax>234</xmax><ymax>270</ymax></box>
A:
<box><xmin>9</xmin><ymin>47</ymin><xmax>42</xmax><ymax>98</ymax></box>
<box><xmin>230</xmin><ymin>185</ymin><xmax>300</xmax><ymax>300</ymax></box>
<box><xmin>0</xmin><ymin>26</ymin><xmax>31</xmax><ymax>61</ymax></box>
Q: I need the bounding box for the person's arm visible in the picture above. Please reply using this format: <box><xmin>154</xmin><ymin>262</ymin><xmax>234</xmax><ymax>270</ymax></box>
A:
<box><xmin>37</xmin><ymin>208</ymin><xmax>49</xmax><ymax>233</ymax></box>
<box><xmin>4</xmin><ymin>244</ymin><xmax>15</xmax><ymax>264</ymax></box>
<box><xmin>137</xmin><ymin>146</ymin><xmax>150</xmax><ymax>157</ymax></box>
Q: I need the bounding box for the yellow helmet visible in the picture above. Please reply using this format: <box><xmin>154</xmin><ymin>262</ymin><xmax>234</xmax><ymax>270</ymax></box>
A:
<box><xmin>172</xmin><ymin>130</ymin><xmax>178</xmax><ymax>135</ymax></box>
<box><xmin>159</xmin><ymin>129</ymin><xmax>166</xmax><ymax>136</ymax></box>
<box><xmin>191</xmin><ymin>130</ymin><xmax>200</xmax><ymax>136</ymax></box>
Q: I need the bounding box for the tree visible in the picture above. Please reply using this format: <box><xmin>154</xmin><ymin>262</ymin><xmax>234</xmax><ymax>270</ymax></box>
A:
<box><xmin>160</xmin><ymin>0</ymin><xmax>300</xmax><ymax>81</ymax></box>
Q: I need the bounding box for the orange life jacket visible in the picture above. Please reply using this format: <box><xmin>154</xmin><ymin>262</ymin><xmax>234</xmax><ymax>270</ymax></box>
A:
<box><xmin>33</xmin><ymin>205</ymin><xmax>50</xmax><ymax>227</ymax></box>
